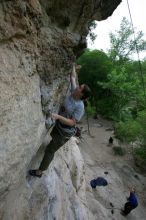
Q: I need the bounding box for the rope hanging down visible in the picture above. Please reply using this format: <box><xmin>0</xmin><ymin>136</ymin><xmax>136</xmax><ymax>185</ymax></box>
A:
<box><xmin>126</xmin><ymin>0</ymin><xmax>146</xmax><ymax>101</ymax></box>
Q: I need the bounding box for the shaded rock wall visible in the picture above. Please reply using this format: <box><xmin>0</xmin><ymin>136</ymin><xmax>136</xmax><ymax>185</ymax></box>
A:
<box><xmin>0</xmin><ymin>0</ymin><xmax>121</xmax><ymax>219</ymax></box>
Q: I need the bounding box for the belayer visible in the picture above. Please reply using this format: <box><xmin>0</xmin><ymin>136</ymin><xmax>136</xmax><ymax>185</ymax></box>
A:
<box><xmin>121</xmin><ymin>187</ymin><xmax>138</xmax><ymax>216</ymax></box>
<box><xmin>29</xmin><ymin>63</ymin><xmax>91</xmax><ymax>177</ymax></box>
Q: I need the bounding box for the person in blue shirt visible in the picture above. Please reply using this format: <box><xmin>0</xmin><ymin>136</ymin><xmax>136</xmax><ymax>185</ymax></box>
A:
<box><xmin>121</xmin><ymin>188</ymin><xmax>138</xmax><ymax>216</ymax></box>
<box><xmin>29</xmin><ymin>63</ymin><xmax>91</xmax><ymax>178</ymax></box>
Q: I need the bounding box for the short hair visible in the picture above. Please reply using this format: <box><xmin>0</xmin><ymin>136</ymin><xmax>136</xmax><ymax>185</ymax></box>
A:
<box><xmin>131</xmin><ymin>187</ymin><xmax>136</xmax><ymax>193</ymax></box>
<box><xmin>81</xmin><ymin>84</ymin><xmax>91</xmax><ymax>100</ymax></box>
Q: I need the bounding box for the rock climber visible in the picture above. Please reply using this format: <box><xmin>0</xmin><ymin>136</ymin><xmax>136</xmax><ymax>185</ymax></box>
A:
<box><xmin>29</xmin><ymin>63</ymin><xmax>91</xmax><ymax>177</ymax></box>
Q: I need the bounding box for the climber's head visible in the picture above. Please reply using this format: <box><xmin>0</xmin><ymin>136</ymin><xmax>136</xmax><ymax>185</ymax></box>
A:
<box><xmin>72</xmin><ymin>84</ymin><xmax>91</xmax><ymax>100</ymax></box>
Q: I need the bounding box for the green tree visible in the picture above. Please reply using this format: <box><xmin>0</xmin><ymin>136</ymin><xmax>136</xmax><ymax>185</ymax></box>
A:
<box><xmin>77</xmin><ymin>49</ymin><xmax>113</xmax><ymax>111</ymax></box>
<box><xmin>78</xmin><ymin>18</ymin><xmax>146</xmax><ymax>120</ymax></box>
<box><xmin>98</xmin><ymin>65</ymin><xmax>142</xmax><ymax>119</ymax></box>
<box><xmin>100</xmin><ymin>17</ymin><xmax>146</xmax><ymax>118</ymax></box>
<box><xmin>108</xmin><ymin>17</ymin><xmax>146</xmax><ymax>63</ymax></box>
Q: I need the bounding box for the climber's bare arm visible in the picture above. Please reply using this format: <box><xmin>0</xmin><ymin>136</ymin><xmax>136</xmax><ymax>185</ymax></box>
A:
<box><xmin>52</xmin><ymin>113</ymin><xmax>76</xmax><ymax>126</ymax></box>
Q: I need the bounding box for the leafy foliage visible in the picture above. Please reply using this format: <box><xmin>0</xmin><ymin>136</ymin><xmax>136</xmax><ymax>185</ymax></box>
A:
<box><xmin>136</xmin><ymin>110</ymin><xmax>146</xmax><ymax>144</ymax></box>
<box><xmin>114</xmin><ymin>120</ymin><xmax>142</xmax><ymax>142</ymax></box>
<box><xmin>77</xmin><ymin>49</ymin><xmax>113</xmax><ymax>111</ymax></box>
<box><xmin>134</xmin><ymin>147</ymin><xmax>146</xmax><ymax>160</ymax></box>
<box><xmin>108</xmin><ymin>17</ymin><xmax>146</xmax><ymax>63</ymax></box>
<box><xmin>86</xmin><ymin>101</ymin><xmax>96</xmax><ymax>117</ymax></box>
<box><xmin>114</xmin><ymin>107</ymin><xmax>146</xmax><ymax>141</ymax></box>
<box><xmin>133</xmin><ymin>147</ymin><xmax>146</xmax><ymax>171</ymax></box>
<box><xmin>77</xmin><ymin>17</ymin><xmax>146</xmax><ymax>164</ymax></box>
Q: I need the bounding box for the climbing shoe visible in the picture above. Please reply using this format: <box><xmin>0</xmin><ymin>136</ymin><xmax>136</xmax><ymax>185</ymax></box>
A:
<box><xmin>29</xmin><ymin>169</ymin><xmax>42</xmax><ymax>178</ymax></box>
<box><xmin>120</xmin><ymin>210</ymin><xmax>126</xmax><ymax>216</ymax></box>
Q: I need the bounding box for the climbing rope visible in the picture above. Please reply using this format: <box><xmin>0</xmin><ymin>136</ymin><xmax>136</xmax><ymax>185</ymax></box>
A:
<box><xmin>126</xmin><ymin>0</ymin><xmax>146</xmax><ymax>102</ymax></box>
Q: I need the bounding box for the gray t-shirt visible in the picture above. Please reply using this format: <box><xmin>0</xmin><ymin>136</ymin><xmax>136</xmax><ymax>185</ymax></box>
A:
<box><xmin>56</xmin><ymin>94</ymin><xmax>84</xmax><ymax>137</ymax></box>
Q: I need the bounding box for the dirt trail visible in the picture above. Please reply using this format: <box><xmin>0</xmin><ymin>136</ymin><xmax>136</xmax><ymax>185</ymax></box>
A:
<box><xmin>78</xmin><ymin>117</ymin><xmax>146</xmax><ymax>220</ymax></box>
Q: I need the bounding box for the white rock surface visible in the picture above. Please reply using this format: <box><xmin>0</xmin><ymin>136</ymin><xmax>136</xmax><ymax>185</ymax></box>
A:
<box><xmin>0</xmin><ymin>43</ymin><xmax>45</xmax><ymax>196</ymax></box>
<box><xmin>2</xmin><ymin>137</ymin><xmax>93</xmax><ymax>220</ymax></box>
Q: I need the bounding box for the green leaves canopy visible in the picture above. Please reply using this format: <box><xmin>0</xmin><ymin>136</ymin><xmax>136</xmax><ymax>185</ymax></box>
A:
<box><xmin>77</xmin><ymin>49</ymin><xmax>112</xmax><ymax>109</ymax></box>
<box><xmin>108</xmin><ymin>17</ymin><xmax>146</xmax><ymax>63</ymax></box>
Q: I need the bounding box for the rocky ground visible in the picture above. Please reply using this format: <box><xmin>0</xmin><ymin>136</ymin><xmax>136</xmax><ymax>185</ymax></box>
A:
<box><xmin>78</xmin><ymin>117</ymin><xmax>146</xmax><ymax>220</ymax></box>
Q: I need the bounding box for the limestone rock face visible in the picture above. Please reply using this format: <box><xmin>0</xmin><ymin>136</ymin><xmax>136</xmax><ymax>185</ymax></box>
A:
<box><xmin>2</xmin><ymin>138</ymin><xmax>93</xmax><ymax>220</ymax></box>
<box><xmin>0</xmin><ymin>0</ymin><xmax>121</xmax><ymax>219</ymax></box>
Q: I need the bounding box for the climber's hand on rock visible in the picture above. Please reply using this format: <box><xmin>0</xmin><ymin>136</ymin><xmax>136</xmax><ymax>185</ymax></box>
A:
<box><xmin>51</xmin><ymin>113</ymin><xmax>60</xmax><ymax>120</ymax></box>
